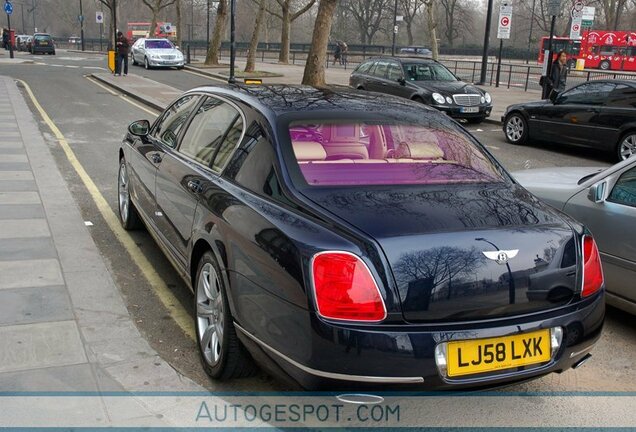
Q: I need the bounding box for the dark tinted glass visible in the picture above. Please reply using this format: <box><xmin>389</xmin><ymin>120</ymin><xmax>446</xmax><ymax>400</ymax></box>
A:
<box><xmin>145</xmin><ymin>39</ymin><xmax>173</xmax><ymax>49</ymax></box>
<box><xmin>153</xmin><ymin>95</ymin><xmax>199</xmax><ymax>148</ymax></box>
<box><xmin>558</xmin><ymin>82</ymin><xmax>615</xmax><ymax>105</ymax></box>
<box><xmin>606</xmin><ymin>84</ymin><xmax>636</xmax><ymax>108</ymax></box>
<box><xmin>179</xmin><ymin>97</ymin><xmax>242</xmax><ymax>169</ymax></box>
<box><xmin>387</xmin><ymin>62</ymin><xmax>403</xmax><ymax>81</ymax></box>
<box><xmin>373</xmin><ymin>60</ymin><xmax>389</xmax><ymax>78</ymax></box>
<box><xmin>608</xmin><ymin>166</ymin><xmax>636</xmax><ymax>207</ymax></box>
<box><xmin>355</xmin><ymin>61</ymin><xmax>373</xmax><ymax>74</ymax></box>
<box><xmin>402</xmin><ymin>62</ymin><xmax>456</xmax><ymax>81</ymax></box>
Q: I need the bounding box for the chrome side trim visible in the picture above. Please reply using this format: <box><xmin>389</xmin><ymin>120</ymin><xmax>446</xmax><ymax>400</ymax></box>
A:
<box><xmin>234</xmin><ymin>323</ymin><xmax>424</xmax><ymax>384</ymax></box>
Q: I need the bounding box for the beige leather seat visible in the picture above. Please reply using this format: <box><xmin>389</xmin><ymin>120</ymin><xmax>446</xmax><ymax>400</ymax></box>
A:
<box><xmin>394</xmin><ymin>130</ymin><xmax>444</xmax><ymax>160</ymax></box>
<box><xmin>292</xmin><ymin>140</ymin><xmax>327</xmax><ymax>161</ymax></box>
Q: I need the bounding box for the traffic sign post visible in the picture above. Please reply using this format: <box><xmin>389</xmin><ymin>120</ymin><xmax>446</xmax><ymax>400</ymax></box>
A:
<box><xmin>543</xmin><ymin>0</ymin><xmax>561</xmax><ymax>98</ymax></box>
<box><xmin>4</xmin><ymin>1</ymin><xmax>14</xmax><ymax>59</ymax></box>
<box><xmin>96</xmin><ymin>12</ymin><xmax>104</xmax><ymax>52</ymax></box>
<box><xmin>496</xmin><ymin>4</ymin><xmax>512</xmax><ymax>88</ymax></box>
<box><xmin>570</xmin><ymin>7</ymin><xmax>583</xmax><ymax>40</ymax></box>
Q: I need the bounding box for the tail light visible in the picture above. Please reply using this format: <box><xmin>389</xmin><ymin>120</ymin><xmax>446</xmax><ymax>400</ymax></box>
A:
<box><xmin>311</xmin><ymin>252</ymin><xmax>387</xmax><ymax>322</ymax></box>
<box><xmin>582</xmin><ymin>235</ymin><xmax>604</xmax><ymax>297</ymax></box>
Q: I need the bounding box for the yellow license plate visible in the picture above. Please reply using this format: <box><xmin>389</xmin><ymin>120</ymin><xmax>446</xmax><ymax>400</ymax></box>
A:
<box><xmin>446</xmin><ymin>329</ymin><xmax>551</xmax><ymax>377</ymax></box>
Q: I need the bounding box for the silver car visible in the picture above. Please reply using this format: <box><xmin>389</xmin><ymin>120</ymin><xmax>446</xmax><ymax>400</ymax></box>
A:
<box><xmin>513</xmin><ymin>158</ymin><xmax>636</xmax><ymax>314</ymax></box>
<box><xmin>130</xmin><ymin>37</ymin><xmax>184</xmax><ymax>70</ymax></box>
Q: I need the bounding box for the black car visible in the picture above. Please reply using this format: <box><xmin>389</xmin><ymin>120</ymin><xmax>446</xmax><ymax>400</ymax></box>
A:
<box><xmin>350</xmin><ymin>56</ymin><xmax>492</xmax><ymax>123</ymax></box>
<box><xmin>503</xmin><ymin>80</ymin><xmax>636</xmax><ymax>161</ymax></box>
<box><xmin>399</xmin><ymin>46</ymin><xmax>432</xmax><ymax>56</ymax></box>
<box><xmin>119</xmin><ymin>85</ymin><xmax>604</xmax><ymax>390</ymax></box>
<box><xmin>31</xmin><ymin>33</ymin><xmax>55</xmax><ymax>55</ymax></box>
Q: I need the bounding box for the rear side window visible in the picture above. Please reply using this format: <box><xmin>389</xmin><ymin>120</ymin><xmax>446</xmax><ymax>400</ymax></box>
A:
<box><xmin>608</xmin><ymin>166</ymin><xmax>636</xmax><ymax>207</ymax></box>
<box><xmin>373</xmin><ymin>60</ymin><xmax>389</xmax><ymax>78</ymax></box>
<box><xmin>606</xmin><ymin>84</ymin><xmax>636</xmax><ymax>108</ymax></box>
<box><xmin>179</xmin><ymin>96</ymin><xmax>243</xmax><ymax>171</ymax></box>
<box><xmin>153</xmin><ymin>95</ymin><xmax>199</xmax><ymax>148</ymax></box>
<box><xmin>355</xmin><ymin>61</ymin><xmax>373</xmax><ymax>74</ymax></box>
<box><xmin>288</xmin><ymin>121</ymin><xmax>504</xmax><ymax>186</ymax></box>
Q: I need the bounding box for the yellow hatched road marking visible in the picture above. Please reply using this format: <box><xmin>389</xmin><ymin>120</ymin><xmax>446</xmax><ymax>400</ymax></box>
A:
<box><xmin>17</xmin><ymin>78</ymin><xmax>195</xmax><ymax>340</ymax></box>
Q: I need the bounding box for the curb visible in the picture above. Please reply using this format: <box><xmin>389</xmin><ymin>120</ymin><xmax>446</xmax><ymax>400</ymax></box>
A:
<box><xmin>183</xmin><ymin>65</ymin><xmax>228</xmax><ymax>81</ymax></box>
<box><xmin>90</xmin><ymin>73</ymin><xmax>165</xmax><ymax>111</ymax></box>
<box><xmin>67</xmin><ymin>49</ymin><xmax>107</xmax><ymax>55</ymax></box>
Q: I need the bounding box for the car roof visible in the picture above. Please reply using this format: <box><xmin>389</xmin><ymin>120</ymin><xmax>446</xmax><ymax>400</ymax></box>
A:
<box><xmin>363</xmin><ymin>56</ymin><xmax>437</xmax><ymax>63</ymax></box>
<box><xmin>185</xmin><ymin>84</ymin><xmax>437</xmax><ymax>117</ymax></box>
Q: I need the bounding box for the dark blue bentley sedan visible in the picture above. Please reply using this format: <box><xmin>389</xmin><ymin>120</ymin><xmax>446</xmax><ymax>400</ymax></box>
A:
<box><xmin>118</xmin><ymin>85</ymin><xmax>605</xmax><ymax>390</ymax></box>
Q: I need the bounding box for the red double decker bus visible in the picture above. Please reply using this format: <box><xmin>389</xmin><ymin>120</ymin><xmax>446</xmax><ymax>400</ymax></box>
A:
<box><xmin>579</xmin><ymin>30</ymin><xmax>636</xmax><ymax>71</ymax></box>
<box><xmin>127</xmin><ymin>22</ymin><xmax>177</xmax><ymax>42</ymax></box>
<box><xmin>537</xmin><ymin>36</ymin><xmax>581</xmax><ymax>67</ymax></box>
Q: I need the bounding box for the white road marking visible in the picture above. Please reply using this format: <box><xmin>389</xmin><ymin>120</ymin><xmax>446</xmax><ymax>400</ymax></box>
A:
<box><xmin>487</xmin><ymin>145</ymin><xmax>500</xmax><ymax>150</ymax></box>
<box><xmin>82</xmin><ymin>66</ymin><xmax>107</xmax><ymax>70</ymax></box>
<box><xmin>64</xmin><ymin>65</ymin><xmax>80</xmax><ymax>69</ymax></box>
<box><xmin>50</xmin><ymin>64</ymin><xmax>64</xmax><ymax>67</ymax></box>
<box><xmin>475</xmin><ymin>128</ymin><xmax>484</xmax><ymax>132</ymax></box>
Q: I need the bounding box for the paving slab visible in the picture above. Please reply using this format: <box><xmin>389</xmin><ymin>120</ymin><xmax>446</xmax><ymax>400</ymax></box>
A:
<box><xmin>0</xmin><ymin>171</ymin><xmax>34</xmax><ymax>180</ymax></box>
<box><xmin>0</xmin><ymin>320</ymin><xmax>87</xmax><ymax>374</ymax></box>
<box><xmin>0</xmin><ymin>258</ymin><xmax>65</xmax><ymax>290</ymax></box>
<box><xmin>0</xmin><ymin>285</ymin><xmax>73</xmax><ymax>326</ymax></box>
<box><xmin>0</xmin><ymin>191</ymin><xmax>40</xmax><ymax>205</ymax></box>
<box><xmin>0</xmin><ymin>363</ymin><xmax>117</xmax><ymax>392</ymax></box>
<box><xmin>0</xmin><ymin>218</ymin><xmax>50</xmax><ymax>239</ymax></box>
<box><xmin>0</xmin><ymin>203</ymin><xmax>46</xmax><ymax>219</ymax></box>
<box><xmin>0</xmin><ymin>236</ymin><xmax>57</xmax><ymax>261</ymax></box>
<box><xmin>0</xmin><ymin>180</ymin><xmax>38</xmax><ymax>191</ymax></box>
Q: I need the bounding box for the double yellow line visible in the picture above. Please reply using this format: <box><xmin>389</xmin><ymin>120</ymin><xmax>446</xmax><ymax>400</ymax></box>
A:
<box><xmin>18</xmin><ymin>78</ymin><xmax>195</xmax><ymax>340</ymax></box>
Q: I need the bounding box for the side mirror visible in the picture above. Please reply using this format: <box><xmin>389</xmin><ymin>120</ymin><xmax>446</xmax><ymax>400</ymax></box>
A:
<box><xmin>398</xmin><ymin>77</ymin><xmax>406</xmax><ymax>86</ymax></box>
<box><xmin>587</xmin><ymin>181</ymin><xmax>607</xmax><ymax>203</ymax></box>
<box><xmin>128</xmin><ymin>119</ymin><xmax>150</xmax><ymax>137</ymax></box>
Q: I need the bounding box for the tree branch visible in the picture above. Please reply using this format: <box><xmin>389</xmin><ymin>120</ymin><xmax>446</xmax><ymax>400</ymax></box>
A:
<box><xmin>291</xmin><ymin>0</ymin><xmax>316</xmax><ymax>21</ymax></box>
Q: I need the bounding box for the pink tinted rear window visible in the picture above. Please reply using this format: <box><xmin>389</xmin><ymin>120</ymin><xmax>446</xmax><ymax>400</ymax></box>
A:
<box><xmin>289</xmin><ymin>122</ymin><xmax>503</xmax><ymax>186</ymax></box>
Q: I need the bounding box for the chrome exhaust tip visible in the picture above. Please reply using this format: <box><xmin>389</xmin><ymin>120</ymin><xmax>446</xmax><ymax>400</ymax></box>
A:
<box><xmin>572</xmin><ymin>353</ymin><xmax>592</xmax><ymax>369</ymax></box>
<box><xmin>335</xmin><ymin>394</ymin><xmax>384</xmax><ymax>405</ymax></box>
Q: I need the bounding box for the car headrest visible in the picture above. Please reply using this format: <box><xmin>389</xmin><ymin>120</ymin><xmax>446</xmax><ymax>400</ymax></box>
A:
<box><xmin>292</xmin><ymin>140</ymin><xmax>327</xmax><ymax>161</ymax></box>
<box><xmin>395</xmin><ymin>140</ymin><xmax>444</xmax><ymax>159</ymax></box>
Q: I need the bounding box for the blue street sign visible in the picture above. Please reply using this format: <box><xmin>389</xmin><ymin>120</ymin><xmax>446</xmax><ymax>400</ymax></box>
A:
<box><xmin>4</xmin><ymin>1</ymin><xmax>14</xmax><ymax>15</ymax></box>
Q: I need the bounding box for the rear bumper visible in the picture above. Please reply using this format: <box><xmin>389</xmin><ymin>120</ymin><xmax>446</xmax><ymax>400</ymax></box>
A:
<box><xmin>237</xmin><ymin>292</ymin><xmax>604</xmax><ymax>391</ymax></box>
<box><xmin>32</xmin><ymin>45</ymin><xmax>55</xmax><ymax>53</ymax></box>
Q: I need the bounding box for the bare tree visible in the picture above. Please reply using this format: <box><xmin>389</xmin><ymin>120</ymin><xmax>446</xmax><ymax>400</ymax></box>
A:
<box><xmin>302</xmin><ymin>0</ymin><xmax>338</xmax><ymax>86</ymax></box>
<box><xmin>399</xmin><ymin>0</ymin><xmax>425</xmax><ymax>46</ymax></box>
<box><xmin>141</xmin><ymin>0</ymin><xmax>176</xmax><ymax>37</ymax></box>
<box><xmin>245</xmin><ymin>0</ymin><xmax>266</xmax><ymax>72</ymax></box>
<box><xmin>344</xmin><ymin>0</ymin><xmax>391</xmax><ymax>44</ymax></box>
<box><xmin>205</xmin><ymin>0</ymin><xmax>228</xmax><ymax>65</ymax></box>
<box><xmin>598</xmin><ymin>0</ymin><xmax>629</xmax><ymax>29</ymax></box>
<box><xmin>267</xmin><ymin>0</ymin><xmax>316</xmax><ymax>63</ymax></box>
<box><xmin>175</xmin><ymin>0</ymin><xmax>182</xmax><ymax>47</ymax></box>
<box><xmin>423</xmin><ymin>0</ymin><xmax>438</xmax><ymax>59</ymax></box>
<box><xmin>97</xmin><ymin>0</ymin><xmax>117</xmax><ymax>48</ymax></box>
<box><xmin>439</xmin><ymin>0</ymin><xmax>473</xmax><ymax>47</ymax></box>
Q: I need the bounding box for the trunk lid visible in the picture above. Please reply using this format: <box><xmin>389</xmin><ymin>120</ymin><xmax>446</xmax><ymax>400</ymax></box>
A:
<box><xmin>304</xmin><ymin>183</ymin><xmax>579</xmax><ymax>322</ymax></box>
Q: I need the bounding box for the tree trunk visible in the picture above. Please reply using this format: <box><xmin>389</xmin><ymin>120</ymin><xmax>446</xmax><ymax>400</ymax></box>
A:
<box><xmin>278</xmin><ymin>3</ymin><xmax>291</xmax><ymax>63</ymax></box>
<box><xmin>245</xmin><ymin>0</ymin><xmax>265</xmax><ymax>72</ymax></box>
<box><xmin>302</xmin><ymin>0</ymin><xmax>337</xmax><ymax>86</ymax></box>
<box><xmin>149</xmin><ymin>9</ymin><xmax>158</xmax><ymax>37</ymax></box>
<box><xmin>205</xmin><ymin>0</ymin><xmax>228</xmax><ymax>65</ymax></box>
<box><xmin>406</xmin><ymin>20</ymin><xmax>414</xmax><ymax>45</ymax></box>
<box><xmin>426</xmin><ymin>1</ymin><xmax>438</xmax><ymax>60</ymax></box>
<box><xmin>176</xmin><ymin>0</ymin><xmax>182</xmax><ymax>47</ymax></box>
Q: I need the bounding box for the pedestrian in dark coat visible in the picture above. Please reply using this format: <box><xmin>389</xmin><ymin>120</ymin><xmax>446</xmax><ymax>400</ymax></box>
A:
<box><xmin>115</xmin><ymin>31</ymin><xmax>130</xmax><ymax>76</ymax></box>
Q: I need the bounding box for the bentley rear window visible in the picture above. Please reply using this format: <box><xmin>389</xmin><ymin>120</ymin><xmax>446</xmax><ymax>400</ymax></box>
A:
<box><xmin>288</xmin><ymin>121</ymin><xmax>504</xmax><ymax>186</ymax></box>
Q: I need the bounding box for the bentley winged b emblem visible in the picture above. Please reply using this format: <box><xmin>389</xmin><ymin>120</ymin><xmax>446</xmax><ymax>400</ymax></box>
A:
<box><xmin>482</xmin><ymin>249</ymin><xmax>519</xmax><ymax>265</ymax></box>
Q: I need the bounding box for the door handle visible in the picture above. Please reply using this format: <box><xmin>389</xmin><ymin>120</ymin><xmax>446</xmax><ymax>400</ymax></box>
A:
<box><xmin>151</xmin><ymin>153</ymin><xmax>163</xmax><ymax>163</ymax></box>
<box><xmin>187</xmin><ymin>180</ymin><xmax>203</xmax><ymax>194</ymax></box>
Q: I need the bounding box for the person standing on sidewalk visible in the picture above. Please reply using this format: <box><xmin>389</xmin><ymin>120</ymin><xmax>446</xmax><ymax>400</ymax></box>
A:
<box><xmin>115</xmin><ymin>31</ymin><xmax>130</xmax><ymax>76</ymax></box>
<box><xmin>548</xmin><ymin>50</ymin><xmax>568</xmax><ymax>101</ymax></box>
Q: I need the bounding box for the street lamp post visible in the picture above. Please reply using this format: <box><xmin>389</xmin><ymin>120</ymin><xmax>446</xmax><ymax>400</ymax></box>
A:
<box><xmin>478</xmin><ymin>0</ymin><xmax>494</xmax><ymax>85</ymax></box>
<box><xmin>391</xmin><ymin>0</ymin><xmax>398</xmax><ymax>56</ymax></box>
<box><xmin>79</xmin><ymin>0</ymin><xmax>85</xmax><ymax>51</ymax></box>
<box><xmin>526</xmin><ymin>0</ymin><xmax>537</xmax><ymax>64</ymax></box>
<box><xmin>206</xmin><ymin>0</ymin><xmax>210</xmax><ymax>52</ymax></box>
<box><xmin>228</xmin><ymin>0</ymin><xmax>236</xmax><ymax>83</ymax></box>
<box><xmin>476</xmin><ymin>237</ymin><xmax>516</xmax><ymax>305</ymax></box>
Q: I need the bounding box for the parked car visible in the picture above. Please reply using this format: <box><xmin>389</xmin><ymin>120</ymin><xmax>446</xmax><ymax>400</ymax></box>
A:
<box><xmin>503</xmin><ymin>80</ymin><xmax>636</xmax><ymax>161</ymax></box>
<box><xmin>118</xmin><ymin>85</ymin><xmax>603</xmax><ymax>390</ymax></box>
<box><xmin>513</xmin><ymin>157</ymin><xmax>636</xmax><ymax>315</ymax></box>
<box><xmin>68</xmin><ymin>35</ymin><xmax>81</xmax><ymax>44</ymax></box>
<box><xmin>350</xmin><ymin>56</ymin><xmax>492</xmax><ymax>123</ymax></box>
<box><xmin>16</xmin><ymin>34</ymin><xmax>30</xmax><ymax>51</ymax></box>
<box><xmin>30</xmin><ymin>33</ymin><xmax>55</xmax><ymax>55</ymax></box>
<box><xmin>399</xmin><ymin>46</ymin><xmax>432</xmax><ymax>57</ymax></box>
<box><xmin>130</xmin><ymin>37</ymin><xmax>184</xmax><ymax>70</ymax></box>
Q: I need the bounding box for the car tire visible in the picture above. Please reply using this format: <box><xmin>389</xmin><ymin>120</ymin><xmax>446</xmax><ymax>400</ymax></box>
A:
<box><xmin>144</xmin><ymin>57</ymin><xmax>151</xmax><ymax>70</ymax></box>
<box><xmin>600</xmin><ymin>60</ymin><xmax>611</xmax><ymax>70</ymax></box>
<box><xmin>195</xmin><ymin>251</ymin><xmax>257</xmax><ymax>380</ymax></box>
<box><xmin>412</xmin><ymin>96</ymin><xmax>425</xmax><ymax>104</ymax></box>
<box><xmin>51</xmin><ymin>51</ymin><xmax>55</xmax><ymax>55</ymax></box>
<box><xmin>356</xmin><ymin>86</ymin><xmax>365</xmax><ymax>91</ymax></box>
<box><xmin>117</xmin><ymin>158</ymin><xmax>143</xmax><ymax>230</ymax></box>
<box><xmin>504</xmin><ymin>112</ymin><xmax>528</xmax><ymax>145</ymax></box>
<box><xmin>616</xmin><ymin>131</ymin><xmax>636</xmax><ymax>161</ymax></box>
<box><xmin>131</xmin><ymin>54</ymin><xmax>138</xmax><ymax>66</ymax></box>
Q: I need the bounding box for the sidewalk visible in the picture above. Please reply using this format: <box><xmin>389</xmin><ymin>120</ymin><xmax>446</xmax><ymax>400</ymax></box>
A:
<box><xmin>97</xmin><ymin>60</ymin><xmax>541</xmax><ymax>124</ymax></box>
<box><xmin>0</xmin><ymin>75</ymin><xmax>203</xmax><ymax>423</ymax></box>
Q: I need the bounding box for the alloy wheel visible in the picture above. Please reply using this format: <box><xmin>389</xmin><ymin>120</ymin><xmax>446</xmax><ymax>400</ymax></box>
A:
<box><xmin>196</xmin><ymin>262</ymin><xmax>224</xmax><ymax>367</ymax></box>
<box><xmin>144</xmin><ymin>57</ymin><xmax>149</xmax><ymax>69</ymax></box>
<box><xmin>118</xmin><ymin>162</ymin><xmax>130</xmax><ymax>224</ymax></box>
<box><xmin>619</xmin><ymin>134</ymin><xmax>636</xmax><ymax>161</ymax></box>
<box><xmin>506</xmin><ymin>115</ymin><xmax>524</xmax><ymax>143</ymax></box>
